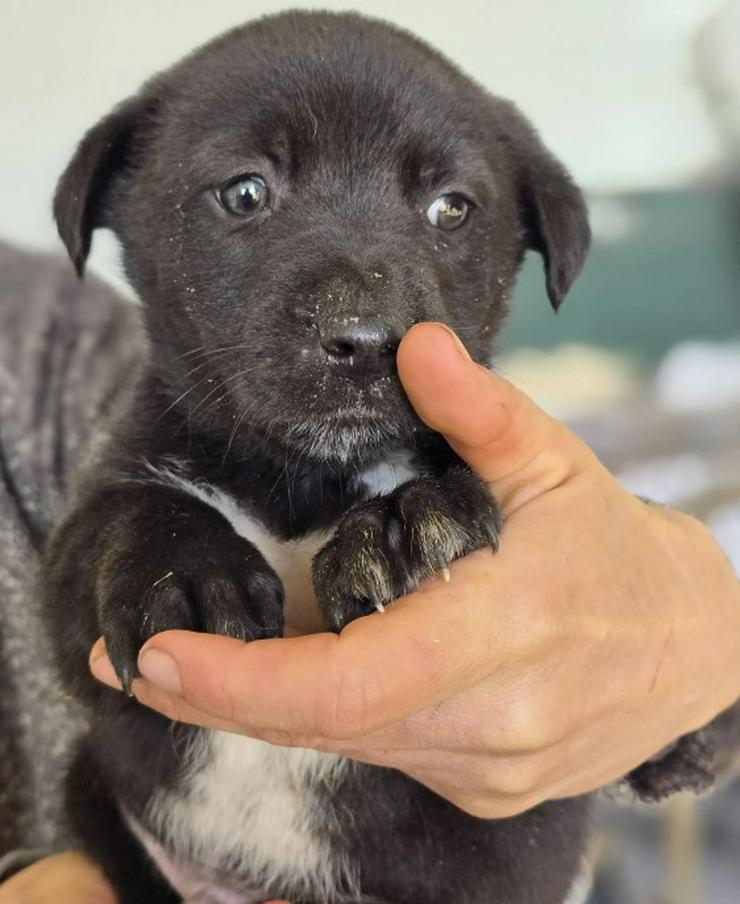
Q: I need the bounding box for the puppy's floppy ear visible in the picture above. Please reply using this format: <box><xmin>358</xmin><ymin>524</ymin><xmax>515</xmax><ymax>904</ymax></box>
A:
<box><xmin>496</xmin><ymin>101</ymin><xmax>591</xmax><ymax>311</ymax></box>
<box><xmin>54</xmin><ymin>95</ymin><xmax>155</xmax><ymax>276</ymax></box>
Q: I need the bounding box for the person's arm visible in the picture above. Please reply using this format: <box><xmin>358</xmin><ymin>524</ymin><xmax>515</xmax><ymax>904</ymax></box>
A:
<box><xmin>89</xmin><ymin>323</ymin><xmax>740</xmax><ymax>817</ymax></box>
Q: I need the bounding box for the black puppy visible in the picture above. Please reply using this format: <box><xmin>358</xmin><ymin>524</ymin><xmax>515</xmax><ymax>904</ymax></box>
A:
<box><xmin>45</xmin><ymin>11</ymin><xmax>593</xmax><ymax>904</ymax></box>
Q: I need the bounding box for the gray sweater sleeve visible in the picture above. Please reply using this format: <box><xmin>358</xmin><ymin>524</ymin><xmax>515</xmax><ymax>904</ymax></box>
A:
<box><xmin>0</xmin><ymin>240</ymin><xmax>144</xmax><ymax>866</ymax></box>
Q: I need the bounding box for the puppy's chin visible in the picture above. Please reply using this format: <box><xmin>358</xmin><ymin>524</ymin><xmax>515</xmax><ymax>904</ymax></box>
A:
<box><xmin>283</xmin><ymin>410</ymin><xmax>417</xmax><ymax>464</ymax></box>
<box><xmin>231</xmin><ymin>373</ymin><xmax>422</xmax><ymax>464</ymax></box>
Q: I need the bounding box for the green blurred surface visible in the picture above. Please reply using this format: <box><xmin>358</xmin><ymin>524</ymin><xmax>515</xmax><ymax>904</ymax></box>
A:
<box><xmin>501</xmin><ymin>190</ymin><xmax>740</xmax><ymax>365</ymax></box>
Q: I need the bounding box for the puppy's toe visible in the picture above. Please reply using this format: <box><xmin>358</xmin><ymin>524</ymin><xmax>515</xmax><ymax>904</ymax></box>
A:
<box><xmin>101</xmin><ymin>575</ymin><xmax>197</xmax><ymax>696</ymax></box>
<box><xmin>313</xmin><ymin>499</ymin><xmax>398</xmax><ymax>630</ymax></box>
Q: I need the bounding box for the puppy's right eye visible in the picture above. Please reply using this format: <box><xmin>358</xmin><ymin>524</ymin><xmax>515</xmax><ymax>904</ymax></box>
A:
<box><xmin>217</xmin><ymin>174</ymin><xmax>269</xmax><ymax>217</ymax></box>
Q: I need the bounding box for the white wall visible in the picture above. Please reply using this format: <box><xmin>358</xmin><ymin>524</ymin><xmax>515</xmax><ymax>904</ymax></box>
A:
<box><xmin>0</xmin><ymin>0</ymin><xmax>726</xmax><ymax>286</ymax></box>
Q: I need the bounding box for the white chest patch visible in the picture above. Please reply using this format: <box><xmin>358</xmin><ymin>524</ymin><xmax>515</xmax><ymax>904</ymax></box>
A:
<box><xmin>143</xmin><ymin>732</ymin><xmax>353</xmax><ymax>902</ymax></box>
<box><xmin>354</xmin><ymin>450</ymin><xmax>419</xmax><ymax>497</ymax></box>
<box><xmin>562</xmin><ymin>862</ymin><xmax>593</xmax><ymax>904</ymax></box>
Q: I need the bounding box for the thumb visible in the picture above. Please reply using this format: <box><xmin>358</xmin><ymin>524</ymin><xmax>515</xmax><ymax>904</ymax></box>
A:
<box><xmin>397</xmin><ymin>323</ymin><xmax>597</xmax><ymax>513</ymax></box>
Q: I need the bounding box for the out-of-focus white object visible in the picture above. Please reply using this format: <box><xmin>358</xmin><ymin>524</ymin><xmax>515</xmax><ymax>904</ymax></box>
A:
<box><xmin>498</xmin><ymin>344</ymin><xmax>640</xmax><ymax>418</ymax></box>
<box><xmin>617</xmin><ymin>454</ymin><xmax>712</xmax><ymax>505</ymax></box>
<box><xmin>588</xmin><ymin>197</ymin><xmax>644</xmax><ymax>244</ymax></box>
<box><xmin>654</xmin><ymin>342</ymin><xmax>740</xmax><ymax>412</ymax></box>
<box><xmin>588</xmin><ymin>196</ymin><xmax>643</xmax><ymax>245</ymax></box>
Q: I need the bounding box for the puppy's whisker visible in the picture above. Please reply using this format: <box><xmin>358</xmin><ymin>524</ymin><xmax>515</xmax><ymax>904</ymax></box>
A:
<box><xmin>177</xmin><ymin>343</ymin><xmax>251</xmax><ymax>361</ymax></box>
<box><xmin>218</xmin><ymin>368</ymin><xmax>262</xmax><ymax>387</ymax></box>
<box><xmin>222</xmin><ymin>409</ymin><xmax>248</xmax><ymax>464</ymax></box>
<box><xmin>182</xmin><ymin>350</ymin><xmax>245</xmax><ymax>380</ymax></box>
<box><xmin>221</xmin><ymin>394</ymin><xmax>268</xmax><ymax>462</ymax></box>
<box><xmin>191</xmin><ymin>377</ymin><xmax>265</xmax><ymax>428</ymax></box>
<box><xmin>173</xmin><ymin>345</ymin><xmax>209</xmax><ymax>361</ymax></box>
<box><xmin>181</xmin><ymin>381</ymin><xmax>228</xmax><ymax>425</ymax></box>
<box><xmin>190</xmin><ymin>394</ymin><xmax>229</xmax><ymax>427</ymax></box>
<box><xmin>158</xmin><ymin>378</ymin><xmax>211</xmax><ymax>420</ymax></box>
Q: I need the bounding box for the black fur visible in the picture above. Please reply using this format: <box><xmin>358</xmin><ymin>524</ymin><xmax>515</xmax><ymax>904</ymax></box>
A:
<box><xmin>44</xmin><ymin>10</ymin><xmax>592</xmax><ymax>904</ymax></box>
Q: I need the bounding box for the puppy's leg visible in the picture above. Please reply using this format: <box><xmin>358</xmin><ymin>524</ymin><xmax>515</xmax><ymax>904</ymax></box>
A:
<box><xmin>313</xmin><ymin>467</ymin><xmax>500</xmax><ymax>630</ymax></box>
<box><xmin>45</xmin><ymin>482</ymin><xmax>284</xmax><ymax>696</ymax></box>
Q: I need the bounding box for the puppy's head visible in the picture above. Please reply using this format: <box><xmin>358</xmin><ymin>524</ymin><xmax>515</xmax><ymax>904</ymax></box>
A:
<box><xmin>54</xmin><ymin>11</ymin><xmax>589</xmax><ymax>463</ymax></box>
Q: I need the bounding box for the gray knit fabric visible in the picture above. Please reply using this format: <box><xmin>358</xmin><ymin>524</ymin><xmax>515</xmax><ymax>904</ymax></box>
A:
<box><xmin>0</xmin><ymin>239</ymin><xmax>144</xmax><ymax>865</ymax></box>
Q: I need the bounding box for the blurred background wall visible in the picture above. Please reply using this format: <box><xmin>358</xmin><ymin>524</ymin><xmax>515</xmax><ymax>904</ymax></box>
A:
<box><xmin>2</xmin><ymin>2</ymin><xmax>739</xmax><ymax>902</ymax></box>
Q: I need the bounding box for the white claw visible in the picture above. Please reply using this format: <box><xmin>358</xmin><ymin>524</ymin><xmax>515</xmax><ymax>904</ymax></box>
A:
<box><xmin>442</xmin><ymin>567</ymin><xmax>451</xmax><ymax>583</ymax></box>
<box><xmin>375</xmin><ymin>600</ymin><xmax>386</xmax><ymax>613</ymax></box>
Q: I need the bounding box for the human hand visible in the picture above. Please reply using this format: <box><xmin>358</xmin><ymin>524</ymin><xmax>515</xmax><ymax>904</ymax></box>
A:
<box><xmin>90</xmin><ymin>323</ymin><xmax>740</xmax><ymax>817</ymax></box>
<box><xmin>0</xmin><ymin>852</ymin><xmax>116</xmax><ymax>904</ymax></box>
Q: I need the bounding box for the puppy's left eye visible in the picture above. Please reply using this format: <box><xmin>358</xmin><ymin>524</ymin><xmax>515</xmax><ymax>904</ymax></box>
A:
<box><xmin>217</xmin><ymin>174</ymin><xmax>269</xmax><ymax>217</ymax></box>
<box><xmin>426</xmin><ymin>193</ymin><xmax>471</xmax><ymax>230</ymax></box>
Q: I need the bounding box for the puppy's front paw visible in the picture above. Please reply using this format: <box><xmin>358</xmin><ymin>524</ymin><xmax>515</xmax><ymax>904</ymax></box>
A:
<box><xmin>98</xmin><ymin>533</ymin><xmax>283</xmax><ymax>695</ymax></box>
<box><xmin>313</xmin><ymin>467</ymin><xmax>501</xmax><ymax>631</ymax></box>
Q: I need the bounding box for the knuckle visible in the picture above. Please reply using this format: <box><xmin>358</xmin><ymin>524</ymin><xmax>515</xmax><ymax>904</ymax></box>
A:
<box><xmin>502</xmin><ymin>696</ymin><xmax>560</xmax><ymax>753</ymax></box>
<box><xmin>314</xmin><ymin>667</ymin><xmax>382</xmax><ymax>741</ymax></box>
<box><xmin>479</xmin><ymin>758</ymin><xmax>545</xmax><ymax>797</ymax></box>
<box><xmin>453</xmin><ymin>792</ymin><xmax>535</xmax><ymax>821</ymax></box>
<box><xmin>456</xmin><ymin>796</ymin><xmax>499</xmax><ymax>819</ymax></box>
<box><xmin>255</xmin><ymin>727</ymin><xmax>330</xmax><ymax>751</ymax></box>
<box><xmin>215</xmin><ymin>670</ymin><xmax>242</xmax><ymax>724</ymax></box>
<box><xmin>494</xmin><ymin>793</ymin><xmax>542</xmax><ymax>818</ymax></box>
<box><xmin>514</xmin><ymin>592</ymin><xmax>560</xmax><ymax>647</ymax></box>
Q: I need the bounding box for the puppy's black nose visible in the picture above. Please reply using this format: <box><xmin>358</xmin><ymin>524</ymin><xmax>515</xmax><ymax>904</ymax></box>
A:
<box><xmin>320</xmin><ymin>321</ymin><xmax>403</xmax><ymax>386</ymax></box>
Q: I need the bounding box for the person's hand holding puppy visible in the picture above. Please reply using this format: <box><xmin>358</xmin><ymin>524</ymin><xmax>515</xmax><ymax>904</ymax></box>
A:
<box><xmin>90</xmin><ymin>323</ymin><xmax>740</xmax><ymax>817</ymax></box>
<box><xmin>0</xmin><ymin>852</ymin><xmax>116</xmax><ymax>904</ymax></box>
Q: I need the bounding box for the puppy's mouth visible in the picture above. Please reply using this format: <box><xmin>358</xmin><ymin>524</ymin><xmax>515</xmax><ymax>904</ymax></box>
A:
<box><xmin>283</xmin><ymin>412</ymin><xmax>405</xmax><ymax>463</ymax></box>
<box><xmin>280</xmin><ymin>383</ymin><xmax>422</xmax><ymax>462</ymax></box>
<box><xmin>226</xmin><ymin>367</ymin><xmax>421</xmax><ymax>462</ymax></box>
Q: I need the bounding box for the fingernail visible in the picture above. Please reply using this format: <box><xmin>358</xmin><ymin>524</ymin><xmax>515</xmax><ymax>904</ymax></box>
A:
<box><xmin>436</xmin><ymin>323</ymin><xmax>471</xmax><ymax>360</ymax></box>
<box><xmin>90</xmin><ymin>637</ymin><xmax>107</xmax><ymax>663</ymax></box>
<box><xmin>138</xmin><ymin>649</ymin><xmax>183</xmax><ymax>695</ymax></box>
